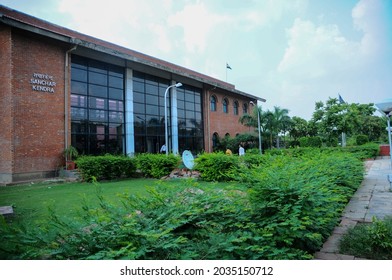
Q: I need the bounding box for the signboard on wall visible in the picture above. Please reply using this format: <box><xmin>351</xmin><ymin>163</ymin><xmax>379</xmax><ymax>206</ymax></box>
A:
<box><xmin>30</xmin><ymin>73</ymin><xmax>56</xmax><ymax>93</ymax></box>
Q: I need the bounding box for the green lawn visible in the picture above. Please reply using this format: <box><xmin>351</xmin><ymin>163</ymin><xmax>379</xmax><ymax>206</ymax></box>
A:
<box><xmin>0</xmin><ymin>178</ymin><xmax>242</xmax><ymax>226</ymax></box>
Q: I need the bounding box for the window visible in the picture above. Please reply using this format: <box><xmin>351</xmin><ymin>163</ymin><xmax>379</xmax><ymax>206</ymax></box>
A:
<box><xmin>243</xmin><ymin>103</ymin><xmax>248</xmax><ymax>114</ymax></box>
<box><xmin>132</xmin><ymin>71</ymin><xmax>170</xmax><ymax>154</ymax></box>
<box><xmin>177</xmin><ymin>85</ymin><xmax>204</xmax><ymax>154</ymax></box>
<box><xmin>210</xmin><ymin>95</ymin><xmax>217</xmax><ymax>111</ymax></box>
<box><xmin>223</xmin><ymin>98</ymin><xmax>229</xmax><ymax>114</ymax></box>
<box><xmin>233</xmin><ymin>101</ymin><xmax>239</xmax><ymax>115</ymax></box>
<box><xmin>71</xmin><ymin>55</ymin><xmax>125</xmax><ymax>155</ymax></box>
<box><xmin>212</xmin><ymin>132</ymin><xmax>219</xmax><ymax>149</ymax></box>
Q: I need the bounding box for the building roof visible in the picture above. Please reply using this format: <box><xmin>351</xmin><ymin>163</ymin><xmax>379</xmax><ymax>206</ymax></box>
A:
<box><xmin>0</xmin><ymin>5</ymin><xmax>265</xmax><ymax>102</ymax></box>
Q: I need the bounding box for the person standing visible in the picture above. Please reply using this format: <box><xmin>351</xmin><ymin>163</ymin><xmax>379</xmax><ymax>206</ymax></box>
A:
<box><xmin>160</xmin><ymin>144</ymin><xmax>166</xmax><ymax>154</ymax></box>
<box><xmin>239</xmin><ymin>144</ymin><xmax>245</xmax><ymax>156</ymax></box>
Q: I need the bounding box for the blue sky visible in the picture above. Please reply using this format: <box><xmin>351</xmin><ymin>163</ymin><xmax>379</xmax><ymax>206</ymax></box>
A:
<box><xmin>2</xmin><ymin>0</ymin><xmax>391</xmax><ymax>120</ymax></box>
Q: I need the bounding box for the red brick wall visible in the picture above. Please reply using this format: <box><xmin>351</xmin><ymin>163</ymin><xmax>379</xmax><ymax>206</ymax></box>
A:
<box><xmin>10</xmin><ymin>32</ymin><xmax>66</xmax><ymax>179</ymax></box>
<box><xmin>203</xmin><ymin>89</ymin><xmax>253</xmax><ymax>152</ymax></box>
<box><xmin>0</xmin><ymin>27</ymin><xmax>13</xmax><ymax>183</ymax></box>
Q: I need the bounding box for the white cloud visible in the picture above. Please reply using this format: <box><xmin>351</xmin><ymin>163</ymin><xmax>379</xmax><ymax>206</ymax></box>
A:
<box><xmin>277</xmin><ymin>18</ymin><xmax>359</xmax><ymax>80</ymax></box>
<box><xmin>167</xmin><ymin>2</ymin><xmax>230</xmax><ymax>53</ymax></box>
<box><xmin>352</xmin><ymin>0</ymin><xmax>386</xmax><ymax>56</ymax></box>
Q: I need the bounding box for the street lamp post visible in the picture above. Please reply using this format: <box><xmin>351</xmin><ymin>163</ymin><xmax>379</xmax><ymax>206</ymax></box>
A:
<box><xmin>250</xmin><ymin>101</ymin><xmax>262</xmax><ymax>154</ymax></box>
<box><xmin>375</xmin><ymin>98</ymin><xmax>392</xmax><ymax>169</ymax></box>
<box><xmin>164</xmin><ymin>82</ymin><xmax>182</xmax><ymax>156</ymax></box>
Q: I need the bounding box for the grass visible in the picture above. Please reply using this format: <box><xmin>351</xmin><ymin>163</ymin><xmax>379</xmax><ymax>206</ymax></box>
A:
<box><xmin>339</xmin><ymin>217</ymin><xmax>392</xmax><ymax>259</ymax></box>
<box><xmin>0</xmin><ymin>178</ymin><xmax>244</xmax><ymax>226</ymax></box>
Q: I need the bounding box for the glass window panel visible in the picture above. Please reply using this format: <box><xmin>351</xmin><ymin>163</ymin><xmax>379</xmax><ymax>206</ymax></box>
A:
<box><xmin>134</xmin><ymin>92</ymin><xmax>144</xmax><ymax>103</ymax></box>
<box><xmin>146</xmin><ymin>84</ymin><xmax>158</xmax><ymax>95</ymax></box>
<box><xmin>109</xmin><ymin>111</ymin><xmax>124</xmax><ymax>122</ymax></box>
<box><xmin>89</xmin><ymin>109</ymin><xmax>107</xmax><ymax>121</ymax></box>
<box><xmin>133</xmin><ymin>81</ymin><xmax>144</xmax><ymax>92</ymax></box>
<box><xmin>109</xmin><ymin>123</ymin><xmax>124</xmax><ymax>134</ymax></box>
<box><xmin>109</xmin><ymin>76</ymin><xmax>123</xmax><ymax>89</ymax></box>
<box><xmin>145</xmin><ymin>78</ymin><xmax>158</xmax><ymax>86</ymax></box>
<box><xmin>177</xmin><ymin>100</ymin><xmax>185</xmax><ymax>109</ymax></box>
<box><xmin>159</xmin><ymin>96</ymin><xmax>165</xmax><ymax>106</ymax></box>
<box><xmin>134</xmin><ymin>103</ymin><xmax>145</xmax><ymax>114</ymax></box>
<box><xmin>133</xmin><ymin>74</ymin><xmax>144</xmax><ymax>83</ymax></box>
<box><xmin>134</xmin><ymin>125</ymin><xmax>145</xmax><ymax>135</ymax></box>
<box><xmin>89</xmin><ymin>97</ymin><xmax>106</xmax><ymax>109</ymax></box>
<box><xmin>178</xmin><ymin>109</ymin><xmax>185</xmax><ymax>118</ymax></box>
<box><xmin>89</xmin><ymin>84</ymin><xmax>107</xmax><ymax>98</ymax></box>
<box><xmin>185</xmin><ymin>91</ymin><xmax>194</xmax><ymax>102</ymax></box>
<box><xmin>185</xmin><ymin>102</ymin><xmax>194</xmax><ymax>111</ymax></box>
<box><xmin>71</xmin><ymin>134</ymin><xmax>87</xmax><ymax>153</ymax></box>
<box><xmin>109</xmin><ymin>100</ymin><xmax>123</xmax><ymax>111</ymax></box>
<box><xmin>89</xmin><ymin>60</ymin><xmax>107</xmax><ymax>74</ymax></box>
<box><xmin>107</xmin><ymin>135</ymin><xmax>123</xmax><ymax>154</ymax></box>
<box><xmin>195</xmin><ymin>112</ymin><xmax>202</xmax><ymax>121</ymax></box>
<box><xmin>71</xmin><ymin>121</ymin><xmax>87</xmax><ymax>133</ymax></box>
<box><xmin>195</xmin><ymin>103</ymin><xmax>201</xmax><ymax>112</ymax></box>
<box><xmin>146</xmin><ymin>115</ymin><xmax>161</xmax><ymax>124</ymax></box>
<box><xmin>159</xmin><ymin>86</ymin><xmax>166</xmax><ymax>97</ymax></box>
<box><xmin>71</xmin><ymin>81</ymin><xmax>87</xmax><ymax>95</ymax></box>
<box><xmin>146</xmin><ymin>94</ymin><xmax>158</xmax><ymax>105</ymax></box>
<box><xmin>71</xmin><ymin>56</ymin><xmax>88</xmax><ymax>70</ymax></box>
<box><xmin>177</xmin><ymin>90</ymin><xmax>185</xmax><ymax>100</ymax></box>
<box><xmin>71</xmin><ymin>94</ymin><xmax>87</xmax><ymax>107</ymax></box>
<box><xmin>146</xmin><ymin>104</ymin><xmax>159</xmax><ymax>115</ymax></box>
<box><xmin>109</xmin><ymin>88</ymin><xmax>123</xmax><ymax>100</ymax></box>
<box><xmin>109</xmin><ymin>66</ymin><xmax>123</xmax><ymax>78</ymax></box>
<box><xmin>71</xmin><ymin>68</ymin><xmax>87</xmax><ymax>82</ymax></box>
<box><xmin>71</xmin><ymin>107</ymin><xmax>87</xmax><ymax>120</ymax></box>
<box><xmin>210</xmin><ymin>96</ymin><xmax>216</xmax><ymax>111</ymax></box>
<box><xmin>89</xmin><ymin>135</ymin><xmax>106</xmax><ymax>155</ymax></box>
<box><xmin>195</xmin><ymin>92</ymin><xmax>201</xmax><ymax>103</ymax></box>
<box><xmin>89</xmin><ymin>72</ymin><xmax>107</xmax><ymax>86</ymax></box>
<box><xmin>89</xmin><ymin>123</ymin><xmax>107</xmax><ymax>134</ymax></box>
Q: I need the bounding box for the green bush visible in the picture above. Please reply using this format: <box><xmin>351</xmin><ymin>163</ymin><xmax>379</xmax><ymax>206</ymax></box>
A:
<box><xmin>356</xmin><ymin>135</ymin><xmax>369</xmax><ymax>145</ymax></box>
<box><xmin>135</xmin><ymin>154</ymin><xmax>180</xmax><ymax>179</ymax></box>
<box><xmin>246</xmin><ymin>153</ymin><xmax>363</xmax><ymax>253</ymax></box>
<box><xmin>299</xmin><ymin>136</ymin><xmax>322</xmax><ymax>148</ymax></box>
<box><xmin>0</xmin><ymin>183</ymin><xmax>310</xmax><ymax>260</ymax></box>
<box><xmin>76</xmin><ymin>155</ymin><xmax>137</xmax><ymax>181</ymax></box>
<box><xmin>339</xmin><ymin>217</ymin><xmax>392</xmax><ymax>259</ymax></box>
<box><xmin>194</xmin><ymin>152</ymin><xmax>240</xmax><ymax>182</ymax></box>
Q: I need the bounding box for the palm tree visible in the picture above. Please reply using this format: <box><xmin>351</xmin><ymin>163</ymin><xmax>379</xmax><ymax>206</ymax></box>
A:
<box><xmin>265</xmin><ymin>106</ymin><xmax>291</xmax><ymax>148</ymax></box>
<box><xmin>239</xmin><ymin>104</ymin><xmax>264</xmax><ymax>147</ymax></box>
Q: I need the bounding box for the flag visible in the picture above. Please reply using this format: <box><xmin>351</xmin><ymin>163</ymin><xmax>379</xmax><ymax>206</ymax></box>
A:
<box><xmin>338</xmin><ymin>94</ymin><xmax>346</xmax><ymax>104</ymax></box>
<box><xmin>226</xmin><ymin>63</ymin><xmax>232</xmax><ymax>70</ymax></box>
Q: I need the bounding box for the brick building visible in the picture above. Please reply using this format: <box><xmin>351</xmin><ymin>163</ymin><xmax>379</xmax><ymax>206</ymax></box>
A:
<box><xmin>0</xmin><ymin>5</ymin><xmax>265</xmax><ymax>184</ymax></box>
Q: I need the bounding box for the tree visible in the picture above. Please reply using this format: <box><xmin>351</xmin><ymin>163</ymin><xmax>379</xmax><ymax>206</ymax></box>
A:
<box><xmin>310</xmin><ymin>98</ymin><xmax>385</xmax><ymax>144</ymax></box>
<box><xmin>264</xmin><ymin>106</ymin><xmax>291</xmax><ymax>148</ymax></box>
<box><xmin>289</xmin><ymin>116</ymin><xmax>309</xmax><ymax>143</ymax></box>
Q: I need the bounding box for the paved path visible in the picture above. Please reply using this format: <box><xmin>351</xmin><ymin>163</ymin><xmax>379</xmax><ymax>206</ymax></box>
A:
<box><xmin>315</xmin><ymin>157</ymin><xmax>392</xmax><ymax>260</ymax></box>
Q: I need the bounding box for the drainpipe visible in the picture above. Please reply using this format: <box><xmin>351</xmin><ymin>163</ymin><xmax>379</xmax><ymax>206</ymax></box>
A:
<box><xmin>64</xmin><ymin>45</ymin><xmax>77</xmax><ymax>161</ymax></box>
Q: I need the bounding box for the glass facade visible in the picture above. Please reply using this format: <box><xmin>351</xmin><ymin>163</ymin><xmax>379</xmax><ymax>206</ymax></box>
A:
<box><xmin>177</xmin><ymin>85</ymin><xmax>204</xmax><ymax>154</ymax></box>
<box><xmin>133</xmin><ymin>71</ymin><xmax>204</xmax><ymax>155</ymax></box>
<box><xmin>71</xmin><ymin>58</ymin><xmax>204</xmax><ymax>156</ymax></box>
<box><xmin>133</xmin><ymin>71</ymin><xmax>170</xmax><ymax>154</ymax></box>
<box><xmin>71</xmin><ymin>55</ymin><xmax>125</xmax><ymax>155</ymax></box>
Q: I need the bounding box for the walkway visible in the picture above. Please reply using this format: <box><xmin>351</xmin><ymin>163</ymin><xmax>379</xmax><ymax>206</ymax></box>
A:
<box><xmin>315</xmin><ymin>156</ymin><xmax>392</xmax><ymax>260</ymax></box>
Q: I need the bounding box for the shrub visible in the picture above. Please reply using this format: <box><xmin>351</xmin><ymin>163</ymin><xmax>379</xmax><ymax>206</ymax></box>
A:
<box><xmin>299</xmin><ymin>136</ymin><xmax>322</xmax><ymax>148</ymax></box>
<box><xmin>0</xmin><ymin>183</ymin><xmax>311</xmax><ymax>260</ymax></box>
<box><xmin>135</xmin><ymin>154</ymin><xmax>180</xmax><ymax>179</ymax></box>
<box><xmin>246</xmin><ymin>153</ymin><xmax>364</xmax><ymax>253</ymax></box>
<box><xmin>76</xmin><ymin>155</ymin><xmax>137</xmax><ymax>181</ymax></box>
<box><xmin>356</xmin><ymin>135</ymin><xmax>369</xmax><ymax>145</ymax></box>
<box><xmin>339</xmin><ymin>217</ymin><xmax>392</xmax><ymax>259</ymax></box>
<box><xmin>194</xmin><ymin>152</ymin><xmax>240</xmax><ymax>181</ymax></box>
